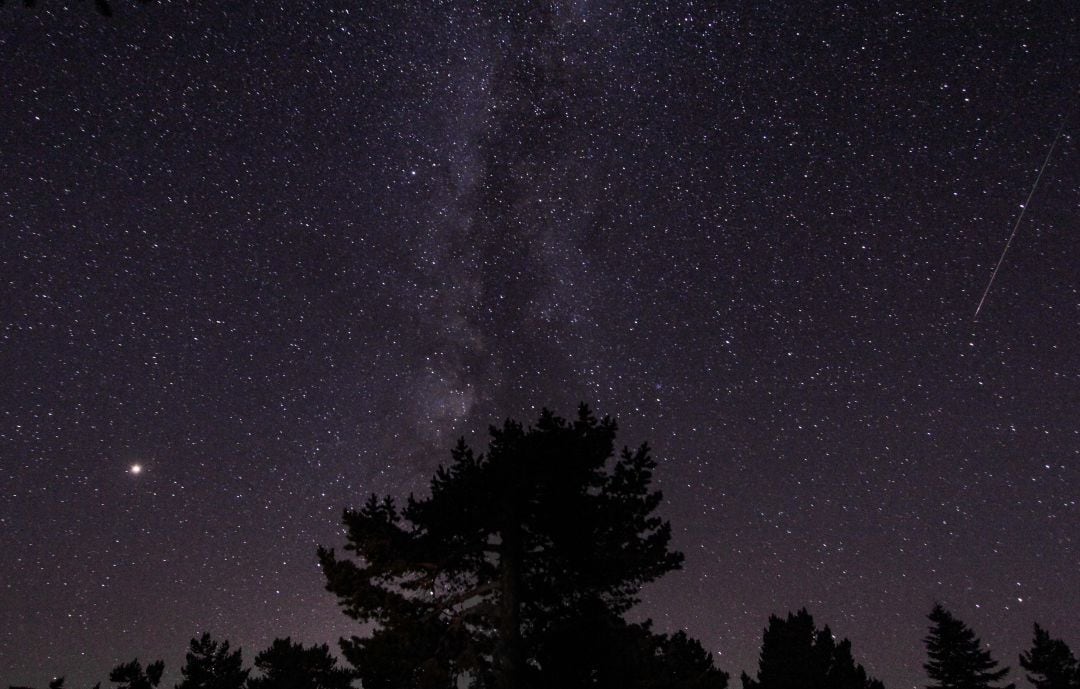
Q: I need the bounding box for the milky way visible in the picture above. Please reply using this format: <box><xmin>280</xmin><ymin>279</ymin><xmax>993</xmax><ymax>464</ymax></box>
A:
<box><xmin>1</xmin><ymin>3</ymin><xmax>1077</xmax><ymax>688</ymax></box>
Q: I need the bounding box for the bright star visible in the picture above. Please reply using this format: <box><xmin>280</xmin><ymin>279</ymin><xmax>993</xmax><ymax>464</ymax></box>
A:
<box><xmin>130</xmin><ymin>464</ymin><xmax>142</xmax><ymax>475</ymax></box>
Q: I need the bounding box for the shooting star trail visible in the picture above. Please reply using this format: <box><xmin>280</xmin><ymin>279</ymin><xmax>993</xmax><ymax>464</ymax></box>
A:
<box><xmin>973</xmin><ymin>116</ymin><xmax>1068</xmax><ymax>320</ymax></box>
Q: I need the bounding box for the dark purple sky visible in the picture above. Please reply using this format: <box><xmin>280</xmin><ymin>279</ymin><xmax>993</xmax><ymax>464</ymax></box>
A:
<box><xmin>1</xmin><ymin>2</ymin><xmax>1077</xmax><ymax>688</ymax></box>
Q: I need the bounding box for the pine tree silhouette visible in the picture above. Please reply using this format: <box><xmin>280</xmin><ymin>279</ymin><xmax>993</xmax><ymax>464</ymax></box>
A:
<box><xmin>923</xmin><ymin>605</ymin><xmax>1013</xmax><ymax>689</ymax></box>
<box><xmin>742</xmin><ymin>609</ymin><xmax>884</xmax><ymax>689</ymax></box>
<box><xmin>175</xmin><ymin>633</ymin><xmax>248</xmax><ymax>689</ymax></box>
<box><xmin>318</xmin><ymin>405</ymin><xmax>721</xmax><ymax>689</ymax></box>
<box><xmin>247</xmin><ymin>638</ymin><xmax>353</xmax><ymax>689</ymax></box>
<box><xmin>108</xmin><ymin>660</ymin><xmax>164</xmax><ymax>689</ymax></box>
<box><xmin>1019</xmin><ymin>624</ymin><xmax>1079</xmax><ymax>689</ymax></box>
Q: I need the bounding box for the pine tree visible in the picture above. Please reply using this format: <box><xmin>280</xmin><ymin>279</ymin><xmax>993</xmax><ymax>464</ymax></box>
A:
<box><xmin>174</xmin><ymin>633</ymin><xmax>248</xmax><ymax>689</ymax></box>
<box><xmin>741</xmin><ymin>609</ymin><xmax>884</xmax><ymax>689</ymax></box>
<box><xmin>923</xmin><ymin>605</ymin><xmax>1013</xmax><ymax>689</ymax></box>
<box><xmin>533</xmin><ymin>601</ymin><xmax>727</xmax><ymax>689</ymax></box>
<box><xmin>318</xmin><ymin>405</ymin><xmax>718</xmax><ymax>689</ymax></box>
<box><xmin>108</xmin><ymin>660</ymin><xmax>164</xmax><ymax>689</ymax></box>
<box><xmin>246</xmin><ymin>638</ymin><xmax>354</xmax><ymax>689</ymax></box>
<box><xmin>1019</xmin><ymin>624</ymin><xmax>1079</xmax><ymax>689</ymax></box>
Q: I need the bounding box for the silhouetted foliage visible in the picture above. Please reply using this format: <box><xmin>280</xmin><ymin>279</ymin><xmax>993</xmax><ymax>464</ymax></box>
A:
<box><xmin>318</xmin><ymin>405</ymin><xmax>711</xmax><ymax>689</ymax></box>
<box><xmin>247</xmin><ymin>638</ymin><xmax>353</xmax><ymax>689</ymax></box>
<box><xmin>535</xmin><ymin>603</ymin><xmax>727</xmax><ymax>689</ymax></box>
<box><xmin>1020</xmin><ymin>624</ymin><xmax>1079</xmax><ymax>689</ymax></box>
<box><xmin>175</xmin><ymin>633</ymin><xmax>248</xmax><ymax>689</ymax></box>
<box><xmin>108</xmin><ymin>660</ymin><xmax>164</xmax><ymax>689</ymax></box>
<box><xmin>741</xmin><ymin>609</ymin><xmax>884</xmax><ymax>689</ymax></box>
<box><xmin>924</xmin><ymin>605</ymin><xmax>1013</xmax><ymax>689</ymax></box>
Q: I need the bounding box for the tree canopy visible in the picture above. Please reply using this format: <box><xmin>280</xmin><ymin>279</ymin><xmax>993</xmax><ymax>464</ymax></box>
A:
<box><xmin>924</xmin><ymin>605</ymin><xmax>1014</xmax><ymax>689</ymax></box>
<box><xmin>246</xmin><ymin>638</ymin><xmax>355</xmax><ymax>689</ymax></box>
<box><xmin>317</xmin><ymin>404</ymin><xmax>722</xmax><ymax>689</ymax></box>
<box><xmin>106</xmin><ymin>661</ymin><xmax>163</xmax><ymax>689</ymax></box>
<box><xmin>175</xmin><ymin>633</ymin><xmax>248</xmax><ymax>689</ymax></box>
<box><xmin>1019</xmin><ymin>624</ymin><xmax>1079</xmax><ymax>689</ymax></box>
<box><xmin>741</xmin><ymin>608</ymin><xmax>884</xmax><ymax>689</ymax></box>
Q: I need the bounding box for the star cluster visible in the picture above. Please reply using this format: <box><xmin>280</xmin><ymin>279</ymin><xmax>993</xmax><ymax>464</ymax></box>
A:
<box><xmin>1</xmin><ymin>2</ymin><xmax>1077</xmax><ymax>688</ymax></box>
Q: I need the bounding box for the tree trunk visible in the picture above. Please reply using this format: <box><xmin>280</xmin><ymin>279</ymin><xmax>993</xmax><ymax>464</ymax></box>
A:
<box><xmin>496</xmin><ymin>518</ymin><xmax>524</xmax><ymax>689</ymax></box>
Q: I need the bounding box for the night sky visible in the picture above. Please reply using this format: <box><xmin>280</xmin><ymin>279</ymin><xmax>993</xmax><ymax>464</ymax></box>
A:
<box><xmin>1</xmin><ymin>2</ymin><xmax>1077</xmax><ymax>688</ymax></box>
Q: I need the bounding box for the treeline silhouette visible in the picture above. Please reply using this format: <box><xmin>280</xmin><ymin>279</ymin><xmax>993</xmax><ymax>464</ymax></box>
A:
<box><xmin>12</xmin><ymin>609</ymin><xmax>1078</xmax><ymax>689</ymax></box>
<box><xmin>10</xmin><ymin>635</ymin><xmax>352</xmax><ymax>689</ymax></box>
<box><xmin>11</xmin><ymin>407</ymin><xmax>1080</xmax><ymax>689</ymax></box>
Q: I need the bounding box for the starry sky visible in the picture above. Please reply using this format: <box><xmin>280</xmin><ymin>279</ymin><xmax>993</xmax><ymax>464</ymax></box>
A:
<box><xmin>1</xmin><ymin>2</ymin><xmax>1077</xmax><ymax>688</ymax></box>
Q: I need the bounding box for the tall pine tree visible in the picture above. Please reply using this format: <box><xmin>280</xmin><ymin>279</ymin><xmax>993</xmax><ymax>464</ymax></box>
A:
<box><xmin>924</xmin><ymin>605</ymin><xmax>1013</xmax><ymax>689</ymax></box>
<box><xmin>741</xmin><ymin>609</ymin><xmax>884</xmax><ymax>689</ymax></box>
<box><xmin>175</xmin><ymin>633</ymin><xmax>248</xmax><ymax>689</ymax></box>
<box><xmin>318</xmin><ymin>405</ymin><xmax>723</xmax><ymax>689</ymax></box>
<box><xmin>247</xmin><ymin>638</ymin><xmax>354</xmax><ymax>689</ymax></box>
<box><xmin>1019</xmin><ymin>624</ymin><xmax>1079</xmax><ymax>689</ymax></box>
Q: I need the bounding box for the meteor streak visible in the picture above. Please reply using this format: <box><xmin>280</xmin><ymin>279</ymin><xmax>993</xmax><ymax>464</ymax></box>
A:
<box><xmin>973</xmin><ymin>115</ymin><xmax>1069</xmax><ymax>320</ymax></box>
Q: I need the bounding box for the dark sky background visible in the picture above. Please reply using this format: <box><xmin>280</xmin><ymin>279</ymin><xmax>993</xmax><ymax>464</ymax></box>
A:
<box><xmin>1</xmin><ymin>2</ymin><xmax>1077</xmax><ymax>687</ymax></box>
